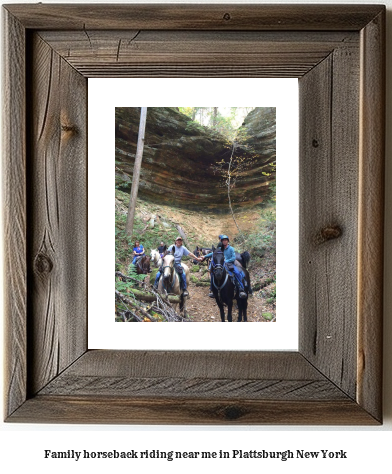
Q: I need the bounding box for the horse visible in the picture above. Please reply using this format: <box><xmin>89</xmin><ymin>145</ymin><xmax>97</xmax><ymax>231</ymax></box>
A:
<box><xmin>150</xmin><ymin>248</ymin><xmax>163</xmax><ymax>268</ymax></box>
<box><xmin>235</xmin><ymin>251</ymin><xmax>251</xmax><ymax>269</ymax></box>
<box><xmin>234</xmin><ymin>259</ymin><xmax>251</xmax><ymax>322</ymax></box>
<box><xmin>134</xmin><ymin>255</ymin><xmax>151</xmax><ymax>275</ymax></box>
<box><xmin>210</xmin><ymin>247</ymin><xmax>250</xmax><ymax>322</ymax></box>
<box><xmin>192</xmin><ymin>246</ymin><xmax>202</xmax><ymax>264</ymax></box>
<box><xmin>200</xmin><ymin>247</ymin><xmax>213</xmax><ymax>266</ymax></box>
<box><xmin>157</xmin><ymin>254</ymin><xmax>189</xmax><ymax>316</ymax></box>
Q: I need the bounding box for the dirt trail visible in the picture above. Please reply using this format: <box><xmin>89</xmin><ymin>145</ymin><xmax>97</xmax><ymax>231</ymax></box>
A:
<box><xmin>185</xmin><ymin>281</ymin><xmax>275</xmax><ymax>322</ymax></box>
<box><xmin>183</xmin><ymin>258</ymin><xmax>275</xmax><ymax>322</ymax></box>
<box><xmin>138</xmin><ymin>199</ymin><xmax>262</xmax><ymax>247</ymax></box>
<box><xmin>134</xmin><ymin>199</ymin><xmax>276</xmax><ymax>322</ymax></box>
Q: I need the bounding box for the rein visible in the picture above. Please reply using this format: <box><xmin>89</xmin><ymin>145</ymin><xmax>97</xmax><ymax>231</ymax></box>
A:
<box><xmin>211</xmin><ymin>254</ymin><xmax>229</xmax><ymax>291</ymax></box>
<box><xmin>162</xmin><ymin>263</ymin><xmax>177</xmax><ymax>292</ymax></box>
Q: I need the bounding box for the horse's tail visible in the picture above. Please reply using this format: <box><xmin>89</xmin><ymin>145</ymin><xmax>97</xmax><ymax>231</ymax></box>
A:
<box><xmin>240</xmin><ymin>251</ymin><xmax>251</xmax><ymax>269</ymax></box>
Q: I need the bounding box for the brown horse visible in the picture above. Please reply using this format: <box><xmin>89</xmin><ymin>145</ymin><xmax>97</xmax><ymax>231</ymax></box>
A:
<box><xmin>134</xmin><ymin>255</ymin><xmax>151</xmax><ymax>275</ymax></box>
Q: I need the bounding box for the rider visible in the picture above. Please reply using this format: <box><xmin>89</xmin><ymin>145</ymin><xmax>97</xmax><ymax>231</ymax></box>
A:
<box><xmin>157</xmin><ymin>241</ymin><xmax>166</xmax><ymax>257</ymax></box>
<box><xmin>202</xmin><ymin>235</ymin><xmax>247</xmax><ymax>299</ymax></box>
<box><xmin>153</xmin><ymin>236</ymin><xmax>201</xmax><ymax>297</ymax></box>
<box><xmin>132</xmin><ymin>240</ymin><xmax>145</xmax><ymax>265</ymax></box>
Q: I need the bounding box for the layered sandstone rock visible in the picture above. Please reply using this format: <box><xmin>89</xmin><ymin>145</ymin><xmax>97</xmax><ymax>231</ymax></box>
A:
<box><xmin>115</xmin><ymin>107</ymin><xmax>275</xmax><ymax>210</ymax></box>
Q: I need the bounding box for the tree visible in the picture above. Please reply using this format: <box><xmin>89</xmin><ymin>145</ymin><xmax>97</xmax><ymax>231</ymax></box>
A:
<box><xmin>126</xmin><ymin>107</ymin><xmax>147</xmax><ymax>237</ymax></box>
<box><xmin>211</xmin><ymin>107</ymin><xmax>218</xmax><ymax>127</ymax></box>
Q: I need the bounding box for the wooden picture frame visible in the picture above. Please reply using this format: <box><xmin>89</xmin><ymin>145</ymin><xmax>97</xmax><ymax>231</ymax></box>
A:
<box><xmin>3</xmin><ymin>4</ymin><xmax>385</xmax><ymax>424</ymax></box>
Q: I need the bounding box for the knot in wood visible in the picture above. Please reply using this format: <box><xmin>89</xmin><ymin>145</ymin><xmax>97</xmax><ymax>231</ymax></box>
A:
<box><xmin>315</xmin><ymin>225</ymin><xmax>342</xmax><ymax>245</ymax></box>
<box><xmin>61</xmin><ymin>124</ymin><xmax>78</xmax><ymax>134</ymax></box>
<box><xmin>312</xmin><ymin>139</ymin><xmax>319</xmax><ymax>148</ymax></box>
<box><xmin>223</xmin><ymin>405</ymin><xmax>243</xmax><ymax>420</ymax></box>
<box><xmin>34</xmin><ymin>253</ymin><xmax>53</xmax><ymax>274</ymax></box>
<box><xmin>223</xmin><ymin>13</ymin><xmax>231</xmax><ymax>21</ymax></box>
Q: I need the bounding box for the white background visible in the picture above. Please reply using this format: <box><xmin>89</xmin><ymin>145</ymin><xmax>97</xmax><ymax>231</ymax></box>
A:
<box><xmin>89</xmin><ymin>78</ymin><xmax>299</xmax><ymax>350</ymax></box>
<box><xmin>1</xmin><ymin>0</ymin><xmax>391</xmax><ymax>473</ymax></box>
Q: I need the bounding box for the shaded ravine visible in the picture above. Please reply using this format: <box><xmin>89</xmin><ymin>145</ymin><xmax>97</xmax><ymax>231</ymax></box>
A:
<box><xmin>115</xmin><ymin>107</ymin><xmax>276</xmax><ymax>210</ymax></box>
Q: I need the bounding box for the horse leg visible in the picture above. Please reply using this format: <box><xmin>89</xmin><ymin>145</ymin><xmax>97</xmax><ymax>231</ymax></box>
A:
<box><xmin>216</xmin><ymin>299</ymin><xmax>225</xmax><ymax>322</ymax></box>
<box><xmin>237</xmin><ymin>304</ymin><xmax>242</xmax><ymax>322</ymax></box>
<box><xmin>237</xmin><ymin>299</ymin><xmax>248</xmax><ymax>322</ymax></box>
<box><xmin>243</xmin><ymin>299</ymin><xmax>248</xmax><ymax>322</ymax></box>
<box><xmin>227</xmin><ymin>299</ymin><xmax>233</xmax><ymax>322</ymax></box>
<box><xmin>180</xmin><ymin>293</ymin><xmax>187</xmax><ymax>317</ymax></box>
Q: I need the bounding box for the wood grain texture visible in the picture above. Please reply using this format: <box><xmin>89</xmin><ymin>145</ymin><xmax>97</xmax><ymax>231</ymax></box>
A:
<box><xmin>2</xmin><ymin>10</ymin><xmax>27</xmax><ymax>419</ymax></box>
<box><xmin>54</xmin><ymin>350</ymin><xmax>325</xmax><ymax>379</ymax></box>
<box><xmin>27</xmin><ymin>33</ymin><xmax>87</xmax><ymax>395</ymax></box>
<box><xmin>4</xmin><ymin>4</ymin><xmax>384</xmax><ymax>30</ymax></box>
<box><xmin>37</xmin><ymin>351</ymin><xmax>347</xmax><ymax>400</ymax></box>
<box><xmin>2</xmin><ymin>4</ymin><xmax>385</xmax><ymax>425</ymax></box>
<box><xmin>299</xmin><ymin>42</ymin><xmax>360</xmax><ymax>399</ymax></box>
<box><xmin>9</xmin><ymin>396</ymin><xmax>379</xmax><ymax>425</ymax></box>
<box><xmin>38</xmin><ymin>30</ymin><xmax>358</xmax><ymax>78</ymax></box>
<box><xmin>357</xmin><ymin>9</ymin><xmax>385</xmax><ymax>422</ymax></box>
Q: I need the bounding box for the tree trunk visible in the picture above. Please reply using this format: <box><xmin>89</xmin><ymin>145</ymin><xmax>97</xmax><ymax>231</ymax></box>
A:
<box><xmin>212</xmin><ymin>107</ymin><xmax>218</xmax><ymax>127</ymax></box>
<box><xmin>191</xmin><ymin>107</ymin><xmax>197</xmax><ymax>120</ymax></box>
<box><xmin>126</xmin><ymin>107</ymin><xmax>147</xmax><ymax>237</ymax></box>
<box><xmin>175</xmin><ymin>224</ymin><xmax>190</xmax><ymax>248</ymax></box>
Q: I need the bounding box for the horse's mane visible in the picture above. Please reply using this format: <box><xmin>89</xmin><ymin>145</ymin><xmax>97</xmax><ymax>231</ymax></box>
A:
<box><xmin>212</xmin><ymin>249</ymin><xmax>225</xmax><ymax>262</ymax></box>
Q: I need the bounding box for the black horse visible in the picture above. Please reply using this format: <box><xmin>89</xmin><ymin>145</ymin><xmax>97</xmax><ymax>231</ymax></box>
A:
<box><xmin>234</xmin><ymin>260</ymin><xmax>251</xmax><ymax>322</ymax></box>
<box><xmin>192</xmin><ymin>246</ymin><xmax>203</xmax><ymax>264</ymax></box>
<box><xmin>210</xmin><ymin>247</ymin><xmax>250</xmax><ymax>322</ymax></box>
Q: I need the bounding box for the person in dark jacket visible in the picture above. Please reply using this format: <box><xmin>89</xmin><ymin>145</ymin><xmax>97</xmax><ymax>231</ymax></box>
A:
<box><xmin>157</xmin><ymin>241</ymin><xmax>166</xmax><ymax>257</ymax></box>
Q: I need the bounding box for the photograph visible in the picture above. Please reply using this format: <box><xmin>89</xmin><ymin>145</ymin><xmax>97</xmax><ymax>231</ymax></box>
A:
<box><xmin>115</xmin><ymin>107</ymin><xmax>276</xmax><ymax>323</ymax></box>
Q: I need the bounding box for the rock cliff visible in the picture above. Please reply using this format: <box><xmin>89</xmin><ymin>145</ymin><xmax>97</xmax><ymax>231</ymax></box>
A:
<box><xmin>115</xmin><ymin>107</ymin><xmax>275</xmax><ymax>211</ymax></box>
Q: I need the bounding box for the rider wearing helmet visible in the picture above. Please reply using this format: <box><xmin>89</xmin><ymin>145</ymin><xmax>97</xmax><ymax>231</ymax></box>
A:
<box><xmin>202</xmin><ymin>235</ymin><xmax>247</xmax><ymax>299</ymax></box>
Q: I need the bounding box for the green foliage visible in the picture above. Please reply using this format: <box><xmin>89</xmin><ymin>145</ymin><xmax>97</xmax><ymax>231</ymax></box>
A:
<box><xmin>128</xmin><ymin>263</ymin><xmax>148</xmax><ymax>283</ymax></box>
<box><xmin>115</xmin><ymin>278</ymin><xmax>135</xmax><ymax>294</ymax></box>
<box><xmin>268</xmin><ymin>180</ymin><xmax>276</xmax><ymax>203</ymax></box>
<box><xmin>236</xmin><ymin>207</ymin><xmax>276</xmax><ymax>258</ymax></box>
<box><xmin>115</xmin><ymin>190</ymin><xmax>180</xmax><ymax>272</ymax></box>
<box><xmin>178</xmin><ymin>107</ymin><xmax>255</xmax><ymax>142</ymax></box>
<box><xmin>262</xmin><ymin>312</ymin><xmax>274</xmax><ymax>321</ymax></box>
<box><xmin>115</xmin><ymin>174</ymin><xmax>131</xmax><ymax>190</ymax></box>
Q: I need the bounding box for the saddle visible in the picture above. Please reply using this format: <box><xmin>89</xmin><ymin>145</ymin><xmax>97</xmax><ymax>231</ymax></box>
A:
<box><xmin>174</xmin><ymin>263</ymin><xmax>184</xmax><ymax>275</ymax></box>
<box><xmin>224</xmin><ymin>262</ymin><xmax>234</xmax><ymax>274</ymax></box>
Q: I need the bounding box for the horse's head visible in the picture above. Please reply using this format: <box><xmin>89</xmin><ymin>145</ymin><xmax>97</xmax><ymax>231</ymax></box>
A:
<box><xmin>150</xmin><ymin>249</ymin><xmax>158</xmax><ymax>262</ymax></box>
<box><xmin>162</xmin><ymin>254</ymin><xmax>174</xmax><ymax>281</ymax></box>
<box><xmin>211</xmin><ymin>248</ymin><xmax>225</xmax><ymax>281</ymax></box>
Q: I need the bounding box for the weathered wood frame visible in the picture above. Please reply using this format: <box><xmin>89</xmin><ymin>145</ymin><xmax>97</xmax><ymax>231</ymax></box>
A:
<box><xmin>3</xmin><ymin>4</ymin><xmax>385</xmax><ymax>424</ymax></box>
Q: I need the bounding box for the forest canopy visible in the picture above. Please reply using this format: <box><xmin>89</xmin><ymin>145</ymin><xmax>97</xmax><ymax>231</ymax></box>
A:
<box><xmin>178</xmin><ymin>107</ymin><xmax>256</xmax><ymax>140</ymax></box>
